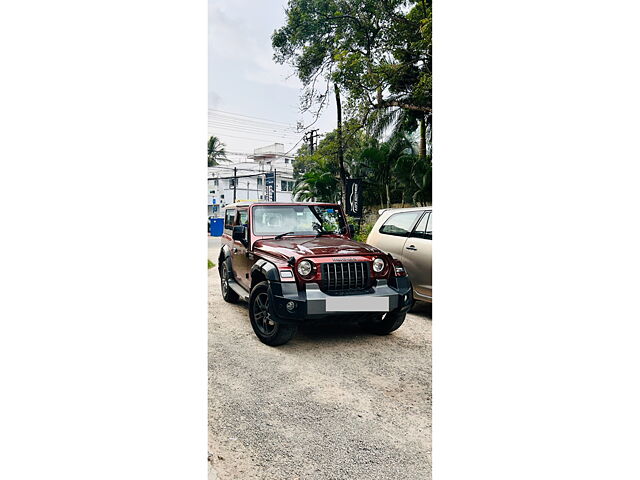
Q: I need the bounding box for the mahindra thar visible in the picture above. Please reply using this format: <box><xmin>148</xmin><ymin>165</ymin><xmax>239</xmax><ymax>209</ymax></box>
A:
<box><xmin>218</xmin><ymin>202</ymin><xmax>413</xmax><ymax>346</ymax></box>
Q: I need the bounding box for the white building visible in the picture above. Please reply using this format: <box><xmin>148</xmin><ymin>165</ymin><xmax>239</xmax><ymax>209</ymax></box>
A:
<box><xmin>208</xmin><ymin>143</ymin><xmax>296</xmax><ymax>216</ymax></box>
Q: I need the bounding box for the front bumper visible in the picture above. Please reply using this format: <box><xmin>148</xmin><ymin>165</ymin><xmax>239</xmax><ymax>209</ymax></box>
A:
<box><xmin>268</xmin><ymin>277</ymin><xmax>413</xmax><ymax>324</ymax></box>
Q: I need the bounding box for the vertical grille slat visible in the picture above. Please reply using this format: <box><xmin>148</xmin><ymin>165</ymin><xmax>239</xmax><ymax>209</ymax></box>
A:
<box><xmin>321</xmin><ymin>261</ymin><xmax>369</xmax><ymax>294</ymax></box>
<box><xmin>354</xmin><ymin>262</ymin><xmax>359</xmax><ymax>287</ymax></box>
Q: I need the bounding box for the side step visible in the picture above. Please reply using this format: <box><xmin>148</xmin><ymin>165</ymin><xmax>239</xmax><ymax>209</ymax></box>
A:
<box><xmin>227</xmin><ymin>279</ymin><xmax>250</xmax><ymax>302</ymax></box>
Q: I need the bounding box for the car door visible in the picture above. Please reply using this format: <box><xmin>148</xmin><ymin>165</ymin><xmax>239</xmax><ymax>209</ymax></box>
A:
<box><xmin>401</xmin><ymin>210</ymin><xmax>432</xmax><ymax>301</ymax></box>
<box><xmin>374</xmin><ymin>210</ymin><xmax>424</xmax><ymax>259</ymax></box>
<box><xmin>232</xmin><ymin>208</ymin><xmax>251</xmax><ymax>290</ymax></box>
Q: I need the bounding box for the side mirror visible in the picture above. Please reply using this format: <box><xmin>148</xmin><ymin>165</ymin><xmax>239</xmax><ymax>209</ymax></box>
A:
<box><xmin>232</xmin><ymin>225</ymin><xmax>246</xmax><ymax>242</ymax></box>
<box><xmin>348</xmin><ymin>224</ymin><xmax>356</xmax><ymax>238</ymax></box>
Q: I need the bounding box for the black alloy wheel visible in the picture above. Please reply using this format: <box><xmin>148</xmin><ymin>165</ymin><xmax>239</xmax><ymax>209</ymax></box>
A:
<box><xmin>220</xmin><ymin>260</ymin><xmax>239</xmax><ymax>303</ymax></box>
<box><xmin>249</xmin><ymin>281</ymin><xmax>297</xmax><ymax>346</ymax></box>
<box><xmin>252</xmin><ymin>291</ymin><xmax>276</xmax><ymax>336</ymax></box>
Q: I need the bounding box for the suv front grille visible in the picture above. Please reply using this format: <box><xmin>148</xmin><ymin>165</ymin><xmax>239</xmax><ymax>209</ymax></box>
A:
<box><xmin>321</xmin><ymin>262</ymin><xmax>370</xmax><ymax>294</ymax></box>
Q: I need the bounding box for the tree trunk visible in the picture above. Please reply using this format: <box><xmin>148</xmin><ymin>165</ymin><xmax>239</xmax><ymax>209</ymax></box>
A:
<box><xmin>419</xmin><ymin>115</ymin><xmax>427</xmax><ymax>161</ymax></box>
<box><xmin>386</xmin><ymin>182</ymin><xmax>390</xmax><ymax>210</ymax></box>
<box><xmin>335</xmin><ymin>85</ymin><xmax>347</xmax><ymax>207</ymax></box>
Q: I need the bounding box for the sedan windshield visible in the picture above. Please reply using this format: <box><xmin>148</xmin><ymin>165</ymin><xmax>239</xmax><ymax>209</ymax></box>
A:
<box><xmin>252</xmin><ymin>205</ymin><xmax>346</xmax><ymax>236</ymax></box>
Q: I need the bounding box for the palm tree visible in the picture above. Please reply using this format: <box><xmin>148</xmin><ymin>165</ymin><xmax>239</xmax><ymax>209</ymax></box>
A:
<box><xmin>392</xmin><ymin>151</ymin><xmax>432</xmax><ymax>207</ymax></box>
<box><xmin>292</xmin><ymin>160</ymin><xmax>340</xmax><ymax>203</ymax></box>
<box><xmin>367</xmin><ymin>108</ymin><xmax>431</xmax><ymax>161</ymax></box>
<box><xmin>357</xmin><ymin>136</ymin><xmax>412</xmax><ymax>209</ymax></box>
<box><xmin>411</xmin><ymin>156</ymin><xmax>432</xmax><ymax>206</ymax></box>
<box><xmin>208</xmin><ymin>136</ymin><xmax>229</xmax><ymax>167</ymax></box>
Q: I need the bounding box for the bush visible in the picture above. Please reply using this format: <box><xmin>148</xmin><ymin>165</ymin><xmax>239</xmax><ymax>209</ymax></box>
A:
<box><xmin>354</xmin><ymin>221</ymin><xmax>376</xmax><ymax>243</ymax></box>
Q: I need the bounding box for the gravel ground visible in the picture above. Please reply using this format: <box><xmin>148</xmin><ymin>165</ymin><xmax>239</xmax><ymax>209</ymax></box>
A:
<box><xmin>208</xmin><ymin>237</ymin><xmax>432</xmax><ymax>479</ymax></box>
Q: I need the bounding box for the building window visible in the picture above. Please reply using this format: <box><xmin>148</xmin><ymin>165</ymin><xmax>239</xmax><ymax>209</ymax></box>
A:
<box><xmin>280</xmin><ymin>180</ymin><xmax>294</xmax><ymax>191</ymax></box>
<box><xmin>214</xmin><ymin>179</ymin><xmax>218</xmax><ymax>186</ymax></box>
<box><xmin>257</xmin><ymin>177</ymin><xmax>263</xmax><ymax>187</ymax></box>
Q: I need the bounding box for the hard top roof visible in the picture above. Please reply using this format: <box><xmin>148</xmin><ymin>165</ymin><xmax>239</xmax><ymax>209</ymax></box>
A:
<box><xmin>223</xmin><ymin>201</ymin><xmax>341</xmax><ymax>209</ymax></box>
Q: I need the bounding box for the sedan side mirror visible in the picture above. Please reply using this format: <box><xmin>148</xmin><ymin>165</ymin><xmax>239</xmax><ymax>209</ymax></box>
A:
<box><xmin>232</xmin><ymin>225</ymin><xmax>246</xmax><ymax>242</ymax></box>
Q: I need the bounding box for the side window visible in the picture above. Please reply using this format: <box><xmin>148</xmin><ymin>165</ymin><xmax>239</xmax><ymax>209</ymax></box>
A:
<box><xmin>379</xmin><ymin>211</ymin><xmax>423</xmax><ymax>237</ymax></box>
<box><xmin>411</xmin><ymin>212</ymin><xmax>430</xmax><ymax>238</ymax></box>
<box><xmin>237</xmin><ymin>209</ymin><xmax>248</xmax><ymax>226</ymax></box>
<box><xmin>426</xmin><ymin>211</ymin><xmax>432</xmax><ymax>235</ymax></box>
<box><xmin>224</xmin><ymin>209</ymin><xmax>236</xmax><ymax>231</ymax></box>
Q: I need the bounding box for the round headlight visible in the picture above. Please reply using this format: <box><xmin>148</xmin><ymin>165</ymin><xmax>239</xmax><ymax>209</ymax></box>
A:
<box><xmin>297</xmin><ymin>260</ymin><xmax>313</xmax><ymax>276</ymax></box>
<box><xmin>373</xmin><ymin>258</ymin><xmax>385</xmax><ymax>273</ymax></box>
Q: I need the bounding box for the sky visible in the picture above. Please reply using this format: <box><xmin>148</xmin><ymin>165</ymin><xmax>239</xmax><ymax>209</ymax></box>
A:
<box><xmin>208</xmin><ymin>0</ymin><xmax>337</xmax><ymax>155</ymax></box>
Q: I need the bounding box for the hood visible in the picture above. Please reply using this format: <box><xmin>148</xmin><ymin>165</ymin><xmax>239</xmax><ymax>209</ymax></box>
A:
<box><xmin>253</xmin><ymin>236</ymin><xmax>381</xmax><ymax>262</ymax></box>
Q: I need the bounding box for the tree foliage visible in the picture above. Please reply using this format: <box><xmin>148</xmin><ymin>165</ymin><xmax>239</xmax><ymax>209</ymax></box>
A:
<box><xmin>293</xmin><ymin>125</ymin><xmax>431</xmax><ymax>208</ymax></box>
<box><xmin>207</xmin><ymin>136</ymin><xmax>229</xmax><ymax>167</ymax></box>
<box><xmin>273</xmin><ymin>0</ymin><xmax>431</xmax><ymax>134</ymax></box>
<box><xmin>275</xmin><ymin>1</ymin><xmax>432</xmax><ymax>209</ymax></box>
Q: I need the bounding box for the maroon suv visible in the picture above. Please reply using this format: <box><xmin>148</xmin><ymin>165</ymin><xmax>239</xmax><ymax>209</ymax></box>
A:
<box><xmin>218</xmin><ymin>202</ymin><xmax>413</xmax><ymax>346</ymax></box>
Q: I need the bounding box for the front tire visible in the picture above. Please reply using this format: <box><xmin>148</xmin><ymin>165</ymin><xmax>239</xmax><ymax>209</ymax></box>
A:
<box><xmin>220</xmin><ymin>259</ymin><xmax>239</xmax><ymax>303</ymax></box>
<box><xmin>360</xmin><ymin>310</ymin><xmax>406</xmax><ymax>335</ymax></box>
<box><xmin>249</xmin><ymin>281</ymin><xmax>297</xmax><ymax>346</ymax></box>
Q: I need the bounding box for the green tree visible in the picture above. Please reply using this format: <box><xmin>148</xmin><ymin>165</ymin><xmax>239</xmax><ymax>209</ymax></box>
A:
<box><xmin>273</xmin><ymin>0</ymin><xmax>432</xmax><ymax>167</ymax></box>
<box><xmin>356</xmin><ymin>136</ymin><xmax>412</xmax><ymax>209</ymax></box>
<box><xmin>392</xmin><ymin>150</ymin><xmax>432</xmax><ymax>206</ymax></box>
<box><xmin>293</xmin><ymin>159</ymin><xmax>341</xmax><ymax>202</ymax></box>
<box><xmin>207</xmin><ymin>136</ymin><xmax>229</xmax><ymax>167</ymax></box>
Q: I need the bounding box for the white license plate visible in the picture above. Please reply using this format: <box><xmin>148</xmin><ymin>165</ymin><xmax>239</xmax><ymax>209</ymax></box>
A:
<box><xmin>325</xmin><ymin>296</ymin><xmax>389</xmax><ymax>312</ymax></box>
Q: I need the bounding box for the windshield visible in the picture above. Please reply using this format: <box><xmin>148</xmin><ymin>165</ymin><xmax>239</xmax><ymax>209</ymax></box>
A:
<box><xmin>252</xmin><ymin>205</ymin><xmax>346</xmax><ymax>236</ymax></box>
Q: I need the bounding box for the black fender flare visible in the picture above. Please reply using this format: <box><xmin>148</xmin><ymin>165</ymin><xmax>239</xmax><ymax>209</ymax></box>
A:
<box><xmin>219</xmin><ymin>245</ymin><xmax>232</xmax><ymax>265</ymax></box>
<box><xmin>251</xmin><ymin>259</ymin><xmax>281</xmax><ymax>284</ymax></box>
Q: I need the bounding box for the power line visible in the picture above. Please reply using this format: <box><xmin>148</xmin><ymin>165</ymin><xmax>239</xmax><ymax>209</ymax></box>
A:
<box><xmin>208</xmin><ymin>118</ymin><xmax>298</xmax><ymax>131</ymax></box>
<box><xmin>211</xmin><ymin>132</ymin><xmax>301</xmax><ymax>144</ymax></box>
<box><xmin>284</xmin><ymin>135</ymin><xmax>307</xmax><ymax>155</ymax></box>
<box><xmin>209</xmin><ymin>127</ymin><xmax>300</xmax><ymax>139</ymax></box>
<box><xmin>209</xmin><ymin>165</ymin><xmax>269</xmax><ymax>173</ymax></box>
<box><xmin>208</xmin><ymin>108</ymin><xmax>295</xmax><ymax>127</ymax></box>
<box><xmin>208</xmin><ymin>173</ymin><xmax>292</xmax><ymax>180</ymax></box>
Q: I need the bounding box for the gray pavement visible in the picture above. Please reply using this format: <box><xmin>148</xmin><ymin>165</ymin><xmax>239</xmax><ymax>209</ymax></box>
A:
<box><xmin>209</xmin><ymin>235</ymin><xmax>222</xmax><ymax>262</ymax></box>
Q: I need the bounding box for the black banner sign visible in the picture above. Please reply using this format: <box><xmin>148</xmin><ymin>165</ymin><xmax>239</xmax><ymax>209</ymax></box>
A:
<box><xmin>346</xmin><ymin>178</ymin><xmax>363</xmax><ymax>217</ymax></box>
<box><xmin>265</xmin><ymin>172</ymin><xmax>276</xmax><ymax>201</ymax></box>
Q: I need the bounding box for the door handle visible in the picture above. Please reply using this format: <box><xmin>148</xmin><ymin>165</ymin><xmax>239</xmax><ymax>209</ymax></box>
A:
<box><xmin>406</xmin><ymin>245</ymin><xmax>417</xmax><ymax>251</ymax></box>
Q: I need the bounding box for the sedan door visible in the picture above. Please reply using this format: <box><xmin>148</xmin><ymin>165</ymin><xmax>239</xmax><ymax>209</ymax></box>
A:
<box><xmin>372</xmin><ymin>210</ymin><xmax>424</xmax><ymax>259</ymax></box>
<box><xmin>401</xmin><ymin>211</ymin><xmax>432</xmax><ymax>302</ymax></box>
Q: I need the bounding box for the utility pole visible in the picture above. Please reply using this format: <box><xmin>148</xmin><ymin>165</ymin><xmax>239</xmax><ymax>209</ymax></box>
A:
<box><xmin>233</xmin><ymin>166</ymin><xmax>237</xmax><ymax>203</ymax></box>
<box><xmin>274</xmin><ymin>168</ymin><xmax>277</xmax><ymax>202</ymax></box>
<box><xmin>306</xmin><ymin>129</ymin><xmax>319</xmax><ymax>153</ymax></box>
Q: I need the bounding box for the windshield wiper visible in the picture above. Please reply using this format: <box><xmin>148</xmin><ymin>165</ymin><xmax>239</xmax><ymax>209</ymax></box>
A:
<box><xmin>274</xmin><ymin>231</ymin><xmax>295</xmax><ymax>240</ymax></box>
